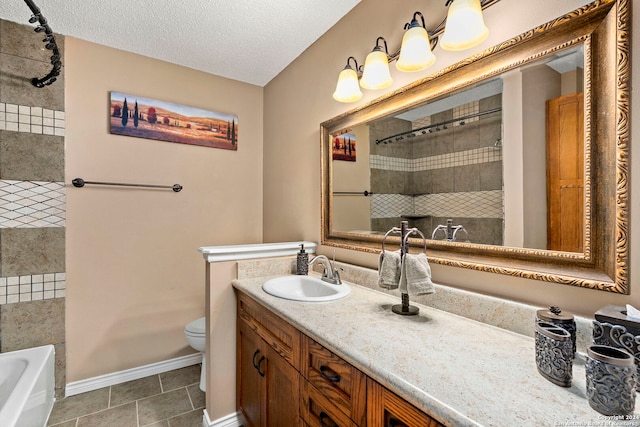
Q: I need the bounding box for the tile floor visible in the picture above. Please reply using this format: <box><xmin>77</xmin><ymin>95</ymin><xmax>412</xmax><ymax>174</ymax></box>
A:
<box><xmin>47</xmin><ymin>364</ymin><xmax>205</xmax><ymax>427</ymax></box>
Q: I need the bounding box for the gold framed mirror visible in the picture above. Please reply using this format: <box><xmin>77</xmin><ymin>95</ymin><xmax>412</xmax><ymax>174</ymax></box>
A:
<box><xmin>321</xmin><ymin>0</ymin><xmax>629</xmax><ymax>293</ymax></box>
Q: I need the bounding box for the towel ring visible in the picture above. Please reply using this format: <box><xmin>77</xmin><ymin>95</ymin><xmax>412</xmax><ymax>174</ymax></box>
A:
<box><xmin>381</xmin><ymin>226</ymin><xmax>402</xmax><ymax>253</ymax></box>
<box><xmin>402</xmin><ymin>228</ymin><xmax>428</xmax><ymax>254</ymax></box>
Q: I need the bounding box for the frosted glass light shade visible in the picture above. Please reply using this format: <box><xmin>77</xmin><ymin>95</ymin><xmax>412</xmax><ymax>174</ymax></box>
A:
<box><xmin>360</xmin><ymin>49</ymin><xmax>393</xmax><ymax>90</ymax></box>
<box><xmin>396</xmin><ymin>25</ymin><xmax>436</xmax><ymax>72</ymax></box>
<box><xmin>332</xmin><ymin>67</ymin><xmax>362</xmax><ymax>103</ymax></box>
<box><xmin>440</xmin><ymin>0</ymin><xmax>489</xmax><ymax>51</ymax></box>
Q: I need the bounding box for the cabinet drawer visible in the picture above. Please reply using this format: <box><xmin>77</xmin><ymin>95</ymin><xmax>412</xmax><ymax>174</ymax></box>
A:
<box><xmin>367</xmin><ymin>378</ymin><xmax>446</xmax><ymax>427</ymax></box>
<box><xmin>300</xmin><ymin>379</ymin><xmax>359</xmax><ymax>427</ymax></box>
<box><xmin>301</xmin><ymin>336</ymin><xmax>366</xmax><ymax>426</ymax></box>
<box><xmin>237</xmin><ymin>292</ymin><xmax>300</xmax><ymax>368</ymax></box>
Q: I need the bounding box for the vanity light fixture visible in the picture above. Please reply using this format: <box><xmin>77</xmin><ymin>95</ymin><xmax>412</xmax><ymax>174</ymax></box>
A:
<box><xmin>396</xmin><ymin>12</ymin><xmax>436</xmax><ymax>72</ymax></box>
<box><xmin>332</xmin><ymin>56</ymin><xmax>363</xmax><ymax>102</ymax></box>
<box><xmin>360</xmin><ymin>37</ymin><xmax>394</xmax><ymax>90</ymax></box>
<box><xmin>332</xmin><ymin>0</ymin><xmax>499</xmax><ymax>103</ymax></box>
<box><xmin>440</xmin><ymin>0</ymin><xmax>489</xmax><ymax>51</ymax></box>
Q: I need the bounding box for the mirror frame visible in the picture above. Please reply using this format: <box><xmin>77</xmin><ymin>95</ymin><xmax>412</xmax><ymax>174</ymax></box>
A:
<box><xmin>321</xmin><ymin>0</ymin><xmax>630</xmax><ymax>293</ymax></box>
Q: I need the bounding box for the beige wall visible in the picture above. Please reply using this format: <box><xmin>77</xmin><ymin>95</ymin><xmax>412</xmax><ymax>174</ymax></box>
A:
<box><xmin>65</xmin><ymin>38</ymin><xmax>263</xmax><ymax>382</ymax></box>
<box><xmin>205</xmin><ymin>261</ymin><xmax>238</xmax><ymax>419</ymax></box>
<box><xmin>263</xmin><ymin>0</ymin><xmax>640</xmax><ymax>317</ymax></box>
<box><xmin>332</xmin><ymin>124</ymin><xmax>371</xmax><ymax>232</ymax></box>
<box><xmin>522</xmin><ymin>65</ymin><xmax>561</xmax><ymax>249</ymax></box>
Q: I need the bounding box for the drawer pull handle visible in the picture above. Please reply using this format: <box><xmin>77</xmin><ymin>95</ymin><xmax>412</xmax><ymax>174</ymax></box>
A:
<box><xmin>252</xmin><ymin>349</ymin><xmax>261</xmax><ymax>369</ymax></box>
<box><xmin>319</xmin><ymin>411</ymin><xmax>338</xmax><ymax>427</ymax></box>
<box><xmin>257</xmin><ymin>355</ymin><xmax>266</xmax><ymax>377</ymax></box>
<box><xmin>319</xmin><ymin>365</ymin><xmax>340</xmax><ymax>383</ymax></box>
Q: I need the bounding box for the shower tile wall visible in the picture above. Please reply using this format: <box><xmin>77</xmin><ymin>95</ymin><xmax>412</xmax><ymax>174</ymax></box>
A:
<box><xmin>370</xmin><ymin>95</ymin><xmax>504</xmax><ymax>245</ymax></box>
<box><xmin>0</xmin><ymin>19</ymin><xmax>66</xmax><ymax>397</ymax></box>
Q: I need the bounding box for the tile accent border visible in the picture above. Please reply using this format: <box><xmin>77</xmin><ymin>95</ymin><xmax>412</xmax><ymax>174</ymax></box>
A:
<box><xmin>0</xmin><ymin>103</ymin><xmax>65</xmax><ymax>136</ymax></box>
<box><xmin>414</xmin><ymin>190</ymin><xmax>503</xmax><ymax>218</ymax></box>
<box><xmin>371</xmin><ymin>190</ymin><xmax>503</xmax><ymax>219</ymax></box>
<box><xmin>370</xmin><ymin>146</ymin><xmax>502</xmax><ymax>172</ymax></box>
<box><xmin>0</xmin><ymin>272</ymin><xmax>65</xmax><ymax>304</ymax></box>
<box><xmin>371</xmin><ymin>194</ymin><xmax>413</xmax><ymax>219</ymax></box>
<box><xmin>0</xmin><ymin>180</ymin><xmax>66</xmax><ymax>228</ymax></box>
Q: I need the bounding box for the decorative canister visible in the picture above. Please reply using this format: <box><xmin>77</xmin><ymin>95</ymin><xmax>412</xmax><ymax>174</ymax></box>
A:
<box><xmin>535</xmin><ymin>321</ymin><xmax>573</xmax><ymax>387</ymax></box>
<box><xmin>537</xmin><ymin>306</ymin><xmax>576</xmax><ymax>357</ymax></box>
<box><xmin>593</xmin><ymin>305</ymin><xmax>640</xmax><ymax>391</ymax></box>
<box><xmin>585</xmin><ymin>345</ymin><xmax>636</xmax><ymax>416</ymax></box>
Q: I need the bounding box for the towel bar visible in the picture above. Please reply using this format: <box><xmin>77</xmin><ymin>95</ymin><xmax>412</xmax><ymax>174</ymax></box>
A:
<box><xmin>71</xmin><ymin>178</ymin><xmax>182</xmax><ymax>192</ymax></box>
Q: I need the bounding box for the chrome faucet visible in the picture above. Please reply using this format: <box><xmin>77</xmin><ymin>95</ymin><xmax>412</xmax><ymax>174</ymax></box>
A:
<box><xmin>308</xmin><ymin>255</ymin><xmax>342</xmax><ymax>285</ymax></box>
<box><xmin>432</xmin><ymin>219</ymin><xmax>469</xmax><ymax>242</ymax></box>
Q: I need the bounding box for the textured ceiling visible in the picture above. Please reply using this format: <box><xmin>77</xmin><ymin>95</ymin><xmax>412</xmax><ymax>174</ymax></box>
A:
<box><xmin>1</xmin><ymin>0</ymin><xmax>360</xmax><ymax>86</ymax></box>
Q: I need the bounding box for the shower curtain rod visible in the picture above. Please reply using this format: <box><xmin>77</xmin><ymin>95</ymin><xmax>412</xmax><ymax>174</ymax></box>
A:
<box><xmin>22</xmin><ymin>0</ymin><xmax>62</xmax><ymax>87</ymax></box>
<box><xmin>375</xmin><ymin>107</ymin><xmax>502</xmax><ymax>145</ymax></box>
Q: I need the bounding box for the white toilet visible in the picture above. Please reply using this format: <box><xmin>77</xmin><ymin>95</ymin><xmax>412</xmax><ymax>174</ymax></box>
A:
<box><xmin>184</xmin><ymin>317</ymin><xmax>207</xmax><ymax>391</ymax></box>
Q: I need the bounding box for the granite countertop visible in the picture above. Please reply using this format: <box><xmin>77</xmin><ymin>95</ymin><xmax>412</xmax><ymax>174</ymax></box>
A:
<box><xmin>232</xmin><ymin>275</ymin><xmax>640</xmax><ymax>427</ymax></box>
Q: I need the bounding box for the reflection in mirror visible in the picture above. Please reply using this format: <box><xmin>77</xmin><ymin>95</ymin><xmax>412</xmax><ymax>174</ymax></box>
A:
<box><xmin>323</xmin><ymin>0</ymin><xmax>629</xmax><ymax>293</ymax></box>
<box><xmin>332</xmin><ymin>45</ymin><xmax>585</xmax><ymax>252</ymax></box>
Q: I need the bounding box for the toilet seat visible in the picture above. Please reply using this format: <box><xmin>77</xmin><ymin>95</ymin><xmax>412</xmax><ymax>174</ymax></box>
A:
<box><xmin>184</xmin><ymin>317</ymin><xmax>206</xmax><ymax>336</ymax></box>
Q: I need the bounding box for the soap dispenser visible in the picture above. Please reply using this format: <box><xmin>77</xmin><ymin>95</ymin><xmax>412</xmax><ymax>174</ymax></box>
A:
<box><xmin>296</xmin><ymin>244</ymin><xmax>309</xmax><ymax>275</ymax></box>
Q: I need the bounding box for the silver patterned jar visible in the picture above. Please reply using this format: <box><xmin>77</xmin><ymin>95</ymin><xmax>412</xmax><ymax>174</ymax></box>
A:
<box><xmin>537</xmin><ymin>306</ymin><xmax>576</xmax><ymax>357</ymax></box>
<box><xmin>586</xmin><ymin>344</ymin><xmax>636</xmax><ymax>416</ymax></box>
<box><xmin>535</xmin><ymin>321</ymin><xmax>573</xmax><ymax>387</ymax></box>
<box><xmin>594</xmin><ymin>305</ymin><xmax>640</xmax><ymax>391</ymax></box>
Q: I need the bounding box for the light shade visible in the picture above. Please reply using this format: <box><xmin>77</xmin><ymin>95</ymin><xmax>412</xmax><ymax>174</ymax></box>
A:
<box><xmin>360</xmin><ymin>48</ymin><xmax>393</xmax><ymax>90</ymax></box>
<box><xmin>440</xmin><ymin>0</ymin><xmax>489</xmax><ymax>51</ymax></box>
<box><xmin>332</xmin><ymin>66</ymin><xmax>362</xmax><ymax>103</ymax></box>
<box><xmin>396</xmin><ymin>23</ymin><xmax>436</xmax><ymax>72</ymax></box>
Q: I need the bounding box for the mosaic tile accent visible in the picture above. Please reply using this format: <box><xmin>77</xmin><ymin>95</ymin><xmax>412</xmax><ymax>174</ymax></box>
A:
<box><xmin>410</xmin><ymin>100</ymin><xmax>479</xmax><ymax>130</ymax></box>
<box><xmin>370</xmin><ymin>155</ymin><xmax>413</xmax><ymax>172</ymax></box>
<box><xmin>371</xmin><ymin>194</ymin><xmax>414</xmax><ymax>219</ymax></box>
<box><xmin>371</xmin><ymin>147</ymin><xmax>502</xmax><ymax>172</ymax></box>
<box><xmin>452</xmin><ymin>100</ymin><xmax>480</xmax><ymax>126</ymax></box>
<box><xmin>0</xmin><ymin>103</ymin><xmax>65</xmax><ymax>136</ymax></box>
<box><xmin>412</xmin><ymin>115</ymin><xmax>431</xmax><ymax>130</ymax></box>
<box><xmin>0</xmin><ymin>272</ymin><xmax>66</xmax><ymax>305</ymax></box>
<box><xmin>0</xmin><ymin>180</ymin><xmax>66</xmax><ymax>227</ymax></box>
<box><xmin>372</xmin><ymin>190</ymin><xmax>503</xmax><ymax>219</ymax></box>
<box><xmin>415</xmin><ymin>190</ymin><xmax>503</xmax><ymax>218</ymax></box>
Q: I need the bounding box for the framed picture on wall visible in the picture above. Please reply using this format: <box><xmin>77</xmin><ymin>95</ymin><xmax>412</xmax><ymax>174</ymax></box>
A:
<box><xmin>109</xmin><ymin>92</ymin><xmax>238</xmax><ymax>150</ymax></box>
<box><xmin>332</xmin><ymin>131</ymin><xmax>356</xmax><ymax>161</ymax></box>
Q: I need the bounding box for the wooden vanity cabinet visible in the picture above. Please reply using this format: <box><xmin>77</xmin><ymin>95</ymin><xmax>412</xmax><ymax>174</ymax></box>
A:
<box><xmin>367</xmin><ymin>379</ymin><xmax>445</xmax><ymax>427</ymax></box>
<box><xmin>236</xmin><ymin>290</ymin><xmax>447</xmax><ymax>427</ymax></box>
<box><xmin>237</xmin><ymin>293</ymin><xmax>301</xmax><ymax>427</ymax></box>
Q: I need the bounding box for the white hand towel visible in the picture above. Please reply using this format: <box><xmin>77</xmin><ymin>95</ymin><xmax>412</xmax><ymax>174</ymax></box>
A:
<box><xmin>400</xmin><ymin>253</ymin><xmax>435</xmax><ymax>296</ymax></box>
<box><xmin>378</xmin><ymin>250</ymin><xmax>401</xmax><ymax>289</ymax></box>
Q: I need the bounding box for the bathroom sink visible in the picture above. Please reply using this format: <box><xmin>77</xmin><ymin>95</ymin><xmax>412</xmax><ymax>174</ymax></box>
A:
<box><xmin>262</xmin><ymin>275</ymin><xmax>350</xmax><ymax>302</ymax></box>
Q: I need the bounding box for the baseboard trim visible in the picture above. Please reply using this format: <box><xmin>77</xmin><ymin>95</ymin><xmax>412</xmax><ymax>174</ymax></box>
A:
<box><xmin>203</xmin><ymin>410</ymin><xmax>244</xmax><ymax>427</ymax></box>
<box><xmin>66</xmin><ymin>353</ymin><xmax>203</xmax><ymax>396</ymax></box>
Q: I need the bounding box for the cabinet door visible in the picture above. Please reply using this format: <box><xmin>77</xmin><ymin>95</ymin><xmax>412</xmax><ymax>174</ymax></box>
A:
<box><xmin>238</xmin><ymin>321</ymin><xmax>265</xmax><ymax>427</ymax></box>
<box><xmin>546</xmin><ymin>92</ymin><xmax>584</xmax><ymax>252</ymax></box>
<box><xmin>367</xmin><ymin>379</ymin><xmax>445</xmax><ymax>427</ymax></box>
<box><xmin>264</xmin><ymin>343</ymin><xmax>300</xmax><ymax>427</ymax></box>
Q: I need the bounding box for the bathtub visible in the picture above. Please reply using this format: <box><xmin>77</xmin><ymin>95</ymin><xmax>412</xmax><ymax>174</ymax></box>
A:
<box><xmin>0</xmin><ymin>345</ymin><xmax>55</xmax><ymax>427</ymax></box>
